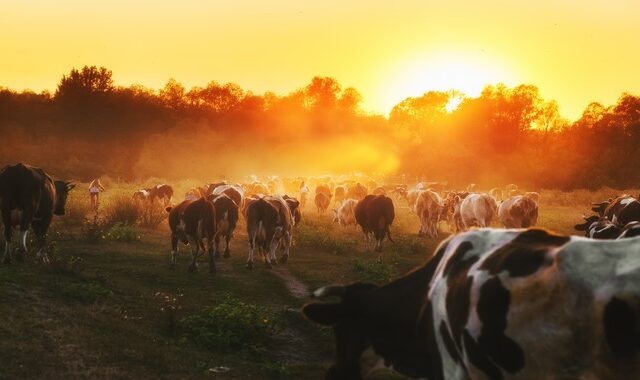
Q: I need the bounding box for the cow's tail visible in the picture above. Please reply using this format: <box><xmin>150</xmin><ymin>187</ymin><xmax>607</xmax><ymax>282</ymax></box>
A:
<box><xmin>386</xmin><ymin>225</ymin><xmax>394</xmax><ymax>243</ymax></box>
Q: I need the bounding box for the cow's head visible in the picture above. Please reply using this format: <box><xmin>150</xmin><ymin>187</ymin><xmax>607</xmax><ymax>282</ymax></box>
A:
<box><xmin>591</xmin><ymin>199</ymin><xmax>613</xmax><ymax>216</ymax></box>
<box><xmin>54</xmin><ymin>181</ymin><xmax>75</xmax><ymax>215</ymax></box>
<box><xmin>303</xmin><ymin>283</ymin><xmax>378</xmax><ymax>380</ymax></box>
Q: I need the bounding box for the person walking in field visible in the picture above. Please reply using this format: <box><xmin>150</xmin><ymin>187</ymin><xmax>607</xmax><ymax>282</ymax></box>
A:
<box><xmin>88</xmin><ymin>178</ymin><xmax>105</xmax><ymax>211</ymax></box>
<box><xmin>299</xmin><ymin>181</ymin><xmax>309</xmax><ymax>209</ymax></box>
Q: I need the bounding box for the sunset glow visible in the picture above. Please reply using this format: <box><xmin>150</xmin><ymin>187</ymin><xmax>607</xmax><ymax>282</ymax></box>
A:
<box><xmin>2</xmin><ymin>1</ymin><xmax>640</xmax><ymax>120</ymax></box>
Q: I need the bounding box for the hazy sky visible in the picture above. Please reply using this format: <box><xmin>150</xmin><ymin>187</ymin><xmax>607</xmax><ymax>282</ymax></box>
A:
<box><xmin>2</xmin><ymin>0</ymin><xmax>639</xmax><ymax>119</ymax></box>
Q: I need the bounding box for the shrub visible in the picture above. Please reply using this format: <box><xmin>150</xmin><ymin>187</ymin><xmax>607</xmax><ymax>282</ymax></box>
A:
<box><xmin>79</xmin><ymin>213</ymin><xmax>110</xmax><ymax>243</ymax></box>
<box><xmin>181</xmin><ymin>294</ymin><xmax>282</xmax><ymax>353</ymax></box>
<box><xmin>107</xmin><ymin>223</ymin><xmax>141</xmax><ymax>242</ymax></box>
<box><xmin>351</xmin><ymin>258</ymin><xmax>398</xmax><ymax>284</ymax></box>
<box><xmin>104</xmin><ymin>195</ymin><xmax>141</xmax><ymax>225</ymax></box>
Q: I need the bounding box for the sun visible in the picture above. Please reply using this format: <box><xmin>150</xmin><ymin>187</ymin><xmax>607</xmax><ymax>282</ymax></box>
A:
<box><xmin>378</xmin><ymin>51</ymin><xmax>517</xmax><ymax>113</ymax></box>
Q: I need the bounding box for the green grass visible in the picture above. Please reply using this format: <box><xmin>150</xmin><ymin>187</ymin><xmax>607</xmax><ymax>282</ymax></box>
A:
<box><xmin>0</xmin><ymin>186</ymin><xmax>627</xmax><ymax>379</ymax></box>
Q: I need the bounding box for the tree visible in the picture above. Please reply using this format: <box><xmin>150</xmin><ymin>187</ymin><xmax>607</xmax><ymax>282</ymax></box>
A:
<box><xmin>55</xmin><ymin>66</ymin><xmax>114</xmax><ymax>99</ymax></box>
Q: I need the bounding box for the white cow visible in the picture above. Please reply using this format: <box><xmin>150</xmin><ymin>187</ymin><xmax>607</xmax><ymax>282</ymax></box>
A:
<box><xmin>460</xmin><ymin>193</ymin><xmax>498</xmax><ymax>228</ymax></box>
<box><xmin>415</xmin><ymin>190</ymin><xmax>444</xmax><ymax>238</ymax></box>
<box><xmin>333</xmin><ymin>199</ymin><xmax>357</xmax><ymax>227</ymax></box>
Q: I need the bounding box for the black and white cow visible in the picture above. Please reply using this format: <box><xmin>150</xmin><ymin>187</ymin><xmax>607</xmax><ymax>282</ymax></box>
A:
<box><xmin>574</xmin><ymin>215</ymin><xmax>622</xmax><ymax>239</ymax></box>
<box><xmin>304</xmin><ymin>228</ymin><xmax>640</xmax><ymax>379</ymax></box>
<box><xmin>245</xmin><ymin>196</ymin><xmax>293</xmax><ymax>269</ymax></box>
<box><xmin>0</xmin><ymin>163</ymin><xmax>74</xmax><ymax>263</ymax></box>
<box><xmin>166</xmin><ymin>197</ymin><xmax>217</xmax><ymax>274</ymax></box>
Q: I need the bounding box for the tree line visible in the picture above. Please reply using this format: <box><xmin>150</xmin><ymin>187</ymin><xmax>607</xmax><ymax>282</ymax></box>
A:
<box><xmin>1</xmin><ymin>65</ymin><xmax>638</xmax><ymax>189</ymax></box>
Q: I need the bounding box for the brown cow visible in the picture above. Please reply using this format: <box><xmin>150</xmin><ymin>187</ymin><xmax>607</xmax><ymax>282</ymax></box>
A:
<box><xmin>315</xmin><ymin>192</ymin><xmax>331</xmax><ymax>214</ymax></box>
<box><xmin>354</xmin><ymin>195</ymin><xmax>395</xmax><ymax>254</ymax></box>
<box><xmin>498</xmin><ymin>195</ymin><xmax>539</xmax><ymax>228</ymax></box>
<box><xmin>209</xmin><ymin>194</ymin><xmax>239</xmax><ymax>259</ymax></box>
<box><xmin>167</xmin><ymin>198</ymin><xmax>217</xmax><ymax>274</ymax></box>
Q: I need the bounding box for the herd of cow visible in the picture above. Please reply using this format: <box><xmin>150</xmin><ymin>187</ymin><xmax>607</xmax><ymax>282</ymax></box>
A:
<box><xmin>2</xmin><ymin>163</ymin><xmax>640</xmax><ymax>379</ymax></box>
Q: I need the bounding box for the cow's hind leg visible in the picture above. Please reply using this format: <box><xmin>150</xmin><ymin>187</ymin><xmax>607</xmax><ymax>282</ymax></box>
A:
<box><xmin>187</xmin><ymin>236</ymin><xmax>199</xmax><ymax>273</ymax></box>
<box><xmin>214</xmin><ymin>234</ymin><xmax>221</xmax><ymax>259</ymax></box>
<box><xmin>279</xmin><ymin>231</ymin><xmax>291</xmax><ymax>264</ymax></box>
<box><xmin>246</xmin><ymin>235</ymin><xmax>255</xmax><ymax>269</ymax></box>
<box><xmin>207</xmin><ymin>237</ymin><xmax>216</xmax><ymax>275</ymax></box>
<box><xmin>223</xmin><ymin>235</ymin><xmax>231</xmax><ymax>258</ymax></box>
<box><xmin>170</xmin><ymin>234</ymin><xmax>179</xmax><ymax>269</ymax></box>
<box><xmin>32</xmin><ymin>218</ymin><xmax>52</xmax><ymax>264</ymax></box>
<box><xmin>2</xmin><ymin>213</ymin><xmax>11</xmax><ymax>264</ymax></box>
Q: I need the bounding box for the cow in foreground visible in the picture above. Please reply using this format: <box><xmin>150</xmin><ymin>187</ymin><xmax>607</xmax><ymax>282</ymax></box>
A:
<box><xmin>0</xmin><ymin>163</ymin><xmax>75</xmax><ymax>263</ymax></box>
<box><xmin>498</xmin><ymin>195</ymin><xmax>539</xmax><ymax>228</ymax></box>
<box><xmin>354</xmin><ymin>195</ymin><xmax>394</xmax><ymax>254</ymax></box>
<box><xmin>167</xmin><ymin>198</ymin><xmax>217</xmax><ymax>274</ymax></box>
<box><xmin>304</xmin><ymin>228</ymin><xmax>640</xmax><ymax>380</ymax></box>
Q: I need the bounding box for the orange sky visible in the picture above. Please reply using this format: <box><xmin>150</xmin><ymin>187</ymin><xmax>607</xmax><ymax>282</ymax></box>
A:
<box><xmin>2</xmin><ymin>0</ymin><xmax>639</xmax><ymax>120</ymax></box>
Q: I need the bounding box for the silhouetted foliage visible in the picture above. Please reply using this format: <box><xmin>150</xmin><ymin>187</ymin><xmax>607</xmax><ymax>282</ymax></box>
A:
<box><xmin>0</xmin><ymin>66</ymin><xmax>638</xmax><ymax>189</ymax></box>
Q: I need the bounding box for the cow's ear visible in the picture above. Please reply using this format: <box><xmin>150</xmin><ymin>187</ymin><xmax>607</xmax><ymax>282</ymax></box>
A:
<box><xmin>302</xmin><ymin>303</ymin><xmax>344</xmax><ymax>326</ymax></box>
<box><xmin>66</xmin><ymin>182</ymin><xmax>76</xmax><ymax>190</ymax></box>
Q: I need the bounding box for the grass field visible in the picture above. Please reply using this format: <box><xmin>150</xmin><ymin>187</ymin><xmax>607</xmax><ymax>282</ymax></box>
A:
<box><xmin>1</xmin><ymin>182</ymin><xmax>637</xmax><ymax>379</ymax></box>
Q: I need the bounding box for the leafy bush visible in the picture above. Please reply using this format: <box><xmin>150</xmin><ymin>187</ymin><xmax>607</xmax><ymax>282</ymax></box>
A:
<box><xmin>104</xmin><ymin>195</ymin><xmax>141</xmax><ymax>225</ymax></box>
<box><xmin>80</xmin><ymin>213</ymin><xmax>110</xmax><ymax>243</ymax></box>
<box><xmin>107</xmin><ymin>223</ymin><xmax>141</xmax><ymax>242</ymax></box>
<box><xmin>351</xmin><ymin>259</ymin><xmax>398</xmax><ymax>284</ymax></box>
<box><xmin>181</xmin><ymin>294</ymin><xmax>282</xmax><ymax>353</ymax></box>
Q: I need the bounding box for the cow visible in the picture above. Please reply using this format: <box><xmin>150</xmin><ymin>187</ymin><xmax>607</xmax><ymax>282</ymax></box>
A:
<box><xmin>415</xmin><ymin>190</ymin><xmax>444</xmax><ymax>238</ymax></box>
<box><xmin>504</xmin><ymin>183</ymin><xmax>518</xmax><ymax>197</ymax></box>
<box><xmin>591</xmin><ymin>198</ymin><xmax>614</xmax><ymax>216</ymax></box>
<box><xmin>498</xmin><ymin>195</ymin><xmax>539</xmax><ymax>228</ymax></box>
<box><xmin>133</xmin><ymin>189</ymin><xmax>151</xmax><ymax>201</ymax></box>
<box><xmin>602</xmin><ymin>196</ymin><xmax>640</xmax><ymax>226</ymax></box>
<box><xmin>0</xmin><ymin>163</ymin><xmax>75</xmax><ymax>263</ymax></box>
<box><xmin>150</xmin><ymin>184</ymin><xmax>173</xmax><ymax>205</ymax></box>
<box><xmin>489</xmin><ymin>187</ymin><xmax>503</xmax><ymax>201</ymax></box>
<box><xmin>459</xmin><ymin>193</ymin><xmax>498</xmax><ymax>229</ymax></box>
<box><xmin>315</xmin><ymin>192</ymin><xmax>331</xmax><ymax>214</ymax></box>
<box><xmin>405</xmin><ymin>189</ymin><xmax>422</xmax><ymax>211</ymax></box>
<box><xmin>245</xmin><ymin>196</ymin><xmax>293</xmax><ymax>269</ymax></box>
<box><xmin>316</xmin><ymin>184</ymin><xmax>333</xmax><ymax>197</ymax></box>
<box><xmin>354</xmin><ymin>195</ymin><xmax>395</xmax><ymax>254</ymax></box>
<box><xmin>211</xmin><ymin>184</ymin><xmax>244</xmax><ymax>209</ymax></box>
<box><xmin>209</xmin><ymin>194</ymin><xmax>239</xmax><ymax>259</ymax></box>
<box><xmin>442</xmin><ymin>194</ymin><xmax>464</xmax><ymax>233</ymax></box>
<box><xmin>347</xmin><ymin>183</ymin><xmax>368</xmax><ymax>201</ymax></box>
<box><xmin>204</xmin><ymin>181</ymin><xmax>227</xmax><ymax>196</ymax></box>
<box><xmin>619</xmin><ymin>221</ymin><xmax>640</xmax><ymax>239</ymax></box>
<box><xmin>166</xmin><ymin>197</ymin><xmax>217</xmax><ymax>274</ymax></box>
<box><xmin>391</xmin><ymin>185</ymin><xmax>408</xmax><ymax>201</ymax></box>
<box><xmin>303</xmin><ymin>228</ymin><xmax>640</xmax><ymax>380</ymax></box>
<box><xmin>372</xmin><ymin>186</ymin><xmax>387</xmax><ymax>196</ymax></box>
<box><xmin>333</xmin><ymin>199</ymin><xmax>357</xmax><ymax>227</ymax></box>
<box><xmin>334</xmin><ymin>186</ymin><xmax>346</xmax><ymax>206</ymax></box>
<box><xmin>574</xmin><ymin>215</ymin><xmax>622</xmax><ymax>239</ymax></box>
<box><xmin>524</xmin><ymin>191</ymin><xmax>540</xmax><ymax>202</ymax></box>
<box><xmin>283</xmin><ymin>195</ymin><xmax>302</xmax><ymax>226</ymax></box>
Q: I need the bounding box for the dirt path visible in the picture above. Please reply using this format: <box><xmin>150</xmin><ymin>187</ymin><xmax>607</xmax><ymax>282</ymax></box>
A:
<box><xmin>270</xmin><ymin>266</ymin><xmax>309</xmax><ymax>299</ymax></box>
